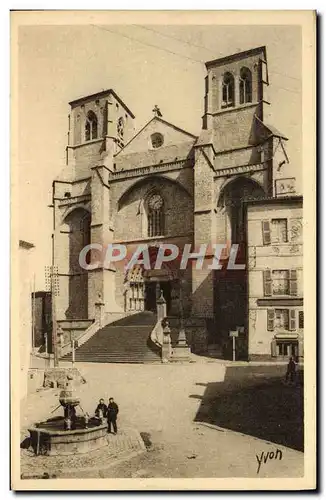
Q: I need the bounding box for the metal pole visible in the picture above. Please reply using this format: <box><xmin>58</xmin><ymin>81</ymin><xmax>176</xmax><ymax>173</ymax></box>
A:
<box><xmin>72</xmin><ymin>339</ymin><xmax>75</xmax><ymax>368</ymax></box>
<box><xmin>179</xmin><ymin>279</ymin><xmax>184</xmax><ymax>331</ymax></box>
<box><xmin>51</xmin><ymin>237</ymin><xmax>59</xmax><ymax>368</ymax></box>
<box><xmin>232</xmin><ymin>336</ymin><xmax>236</xmax><ymax>362</ymax></box>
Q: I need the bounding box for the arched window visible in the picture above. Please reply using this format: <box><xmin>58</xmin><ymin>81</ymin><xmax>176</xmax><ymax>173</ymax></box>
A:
<box><xmin>239</xmin><ymin>67</ymin><xmax>252</xmax><ymax>104</ymax></box>
<box><xmin>85</xmin><ymin>111</ymin><xmax>98</xmax><ymax>141</ymax></box>
<box><xmin>222</xmin><ymin>72</ymin><xmax>235</xmax><ymax>108</ymax></box>
<box><xmin>147</xmin><ymin>193</ymin><xmax>164</xmax><ymax>237</ymax></box>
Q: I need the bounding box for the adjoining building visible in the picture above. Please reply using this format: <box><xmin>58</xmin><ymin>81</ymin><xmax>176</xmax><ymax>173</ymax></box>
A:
<box><xmin>246</xmin><ymin>196</ymin><xmax>303</xmax><ymax>360</ymax></box>
<box><xmin>19</xmin><ymin>239</ymin><xmax>35</xmax><ymax>398</ymax></box>
<box><xmin>51</xmin><ymin>46</ymin><xmax>301</xmax><ymax>360</ymax></box>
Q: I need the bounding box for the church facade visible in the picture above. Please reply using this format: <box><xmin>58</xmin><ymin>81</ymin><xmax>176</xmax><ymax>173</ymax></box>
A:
<box><xmin>53</xmin><ymin>46</ymin><xmax>299</xmax><ymax>358</ymax></box>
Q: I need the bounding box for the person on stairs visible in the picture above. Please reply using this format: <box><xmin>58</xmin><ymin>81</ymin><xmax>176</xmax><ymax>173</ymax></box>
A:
<box><xmin>107</xmin><ymin>397</ymin><xmax>119</xmax><ymax>434</ymax></box>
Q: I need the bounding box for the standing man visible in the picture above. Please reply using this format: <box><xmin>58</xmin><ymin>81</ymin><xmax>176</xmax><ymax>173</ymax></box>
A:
<box><xmin>107</xmin><ymin>397</ymin><xmax>119</xmax><ymax>434</ymax></box>
<box><xmin>285</xmin><ymin>356</ymin><xmax>297</xmax><ymax>384</ymax></box>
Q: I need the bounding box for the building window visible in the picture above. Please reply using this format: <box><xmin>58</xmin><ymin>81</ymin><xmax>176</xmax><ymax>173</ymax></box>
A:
<box><xmin>267</xmin><ymin>308</ymin><xmax>296</xmax><ymax>331</ymax></box>
<box><xmin>239</xmin><ymin>67</ymin><xmax>252</xmax><ymax>104</ymax></box>
<box><xmin>263</xmin><ymin>269</ymin><xmax>297</xmax><ymax>297</ymax></box>
<box><xmin>75</xmin><ymin>114</ymin><xmax>81</xmax><ymax>144</ymax></box>
<box><xmin>222</xmin><ymin>72</ymin><xmax>235</xmax><ymax>108</ymax></box>
<box><xmin>117</xmin><ymin>117</ymin><xmax>124</xmax><ymax>139</ymax></box>
<box><xmin>151</xmin><ymin>133</ymin><xmax>164</xmax><ymax>149</ymax></box>
<box><xmin>299</xmin><ymin>310</ymin><xmax>304</xmax><ymax>329</ymax></box>
<box><xmin>147</xmin><ymin>193</ymin><xmax>164</xmax><ymax>237</ymax></box>
<box><xmin>262</xmin><ymin>219</ymin><xmax>288</xmax><ymax>245</ymax></box>
<box><xmin>271</xmin><ymin>218</ymin><xmax>288</xmax><ymax>243</ymax></box>
<box><xmin>272</xmin><ymin>270</ymin><xmax>290</xmax><ymax>295</ymax></box>
<box><xmin>85</xmin><ymin>111</ymin><xmax>98</xmax><ymax>141</ymax></box>
<box><xmin>128</xmin><ymin>282</ymin><xmax>145</xmax><ymax>311</ymax></box>
<box><xmin>275</xmin><ymin>309</ymin><xmax>290</xmax><ymax>329</ymax></box>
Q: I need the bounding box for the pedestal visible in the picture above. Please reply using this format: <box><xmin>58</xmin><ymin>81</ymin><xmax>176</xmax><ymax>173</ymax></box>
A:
<box><xmin>171</xmin><ymin>327</ymin><xmax>191</xmax><ymax>361</ymax></box>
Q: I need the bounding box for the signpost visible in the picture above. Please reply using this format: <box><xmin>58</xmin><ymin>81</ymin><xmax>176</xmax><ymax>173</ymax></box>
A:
<box><xmin>229</xmin><ymin>326</ymin><xmax>245</xmax><ymax>361</ymax></box>
<box><xmin>229</xmin><ymin>330</ymin><xmax>239</xmax><ymax>362</ymax></box>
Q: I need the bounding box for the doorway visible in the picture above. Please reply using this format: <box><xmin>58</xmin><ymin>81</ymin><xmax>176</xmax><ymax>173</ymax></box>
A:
<box><xmin>145</xmin><ymin>281</ymin><xmax>171</xmax><ymax>313</ymax></box>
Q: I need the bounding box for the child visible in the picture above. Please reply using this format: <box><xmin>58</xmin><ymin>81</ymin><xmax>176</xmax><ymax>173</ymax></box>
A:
<box><xmin>95</xmin><ymin>398</ymin><xmax>108</xmax><ymax>420</ymax></box>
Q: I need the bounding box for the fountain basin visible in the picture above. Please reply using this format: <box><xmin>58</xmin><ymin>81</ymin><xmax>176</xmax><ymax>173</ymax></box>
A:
<box><xmin>28</xmin><ymin>417</ymin><xmax>108</xmax><ymax>456</ymax></box>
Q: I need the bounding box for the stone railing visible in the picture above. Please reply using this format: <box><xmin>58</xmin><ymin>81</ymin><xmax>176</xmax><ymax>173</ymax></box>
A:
<box><xmin>110</xmin><ymin>159</ymin><xmax>190</xmax><ymax>181</ymax></box>
<box><xmin>60</xmin><ymin>309</ymin><xmax>139</xmax><ymax>357</ymax></box>
<box><xmin>149</xmin><ymin>291</ymin><xmax>172</xmax><ymax>362</ymax></box>
<box><xmin>150</xmin><ymin>319</ymin><xmax>164</xmax><ymax>349</ymax></box>
<box><xmin>60</xmin><ymin>320</ymin><xmax>99</xmax><ymax>357</ymax></box>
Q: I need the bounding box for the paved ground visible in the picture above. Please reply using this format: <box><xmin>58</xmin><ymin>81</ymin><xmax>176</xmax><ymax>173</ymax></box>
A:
<box><xmin>21</xmin><ymin>427</ymin><xmax>146</xmax><ymax>479</ymax></box>
<box><xmin>194</xmin><ymin>365</ymin><xmax>304</xmax><ymax>452</ymax></box>
<box><xmin>21</xmin><ymin>361</ymin><xmax>304</xmax><ymax>478</ymax></box>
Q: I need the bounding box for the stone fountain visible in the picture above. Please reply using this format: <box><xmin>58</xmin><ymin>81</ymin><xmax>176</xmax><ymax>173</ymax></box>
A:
<box><xmin>28</xmin><ymin>375</ymin><xmax>107</xmax><ymax>456</ymax></box>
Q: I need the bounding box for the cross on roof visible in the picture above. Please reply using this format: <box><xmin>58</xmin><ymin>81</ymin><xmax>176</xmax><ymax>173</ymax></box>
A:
<box><xmin>152</xmin><ymin>105</ymin><xmax>162</xmax><ymax>118</ymax></box>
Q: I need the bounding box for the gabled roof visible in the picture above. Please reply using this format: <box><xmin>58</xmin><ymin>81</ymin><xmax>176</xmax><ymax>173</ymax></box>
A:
<box><xmin>69</xmin><ymin>89</ymin><xmax>135</xmax><ymax>118</ymax></box>
<box><xmin>114</xmin><ymin>116</ymin><xmax>197</xmax><ymax>157</ymax></box>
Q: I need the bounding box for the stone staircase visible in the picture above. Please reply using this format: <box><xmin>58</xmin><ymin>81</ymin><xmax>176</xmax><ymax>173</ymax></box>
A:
<box><xmin>62</xmin><ymin>311</ymin><xmax>161</xmax><ymax>364</ymax></box>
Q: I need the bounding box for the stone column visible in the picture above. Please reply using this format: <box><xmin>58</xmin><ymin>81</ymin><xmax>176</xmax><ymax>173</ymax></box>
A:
<box><xmin>156</xmin><ymin>290</ymin><xmax>167</xmax><ymax>322</ymax></box>
<box><xmin>95</xmin><ymin>295</ymin><xmax>105</xmax><ymax>327</ymax></box>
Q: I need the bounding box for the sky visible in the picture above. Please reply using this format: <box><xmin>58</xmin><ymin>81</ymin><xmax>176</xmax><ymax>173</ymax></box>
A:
<box><xmin>16</xmin><ymin>22</ymin><xmax>302</xmax><ymax>289</ymax></box>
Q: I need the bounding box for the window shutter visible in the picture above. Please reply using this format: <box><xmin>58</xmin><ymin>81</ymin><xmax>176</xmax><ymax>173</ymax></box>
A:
<box><xmin>267</xmin><ymin>309</ymin><xmax>275</xmax><ymax>331</ymax></box>
<box><xmin>262</xmin><ymin>220</ymin><xmax>271</xmax><ymax>245</ymax></box>
<box><xmin>298</xmin><ymin>310</ymin><xmax>304</xmax><ymax>329</ymax></box>
<box><xmin>289</xmin><ymin>270</ymin><xmax>298</xmax><ymax>296</ymax></box>
<box><xmin>271</xmin><ymin>339</ymin><xmax>277</xmax><ymax>357</ymax></box>
<box><xmin>289</xmin><ymin>309</ymin><xmax>296</xmax><ymax>331</ymax></box>
<box><xmin>263</xmin><ymin>270</ymin><xmax>272</xmax><ymax>296</ymax></box>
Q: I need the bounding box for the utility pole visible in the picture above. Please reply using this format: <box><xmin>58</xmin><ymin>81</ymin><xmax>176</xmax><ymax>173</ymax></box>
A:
<box><xmin>45</xmin><ymin>261</ymin><xmax>59</xmax><ymax>368</ymax></box>
<box><xmin>46</xmin><ymin>182</ymin><xmax>60</xmax><ymax>368</ymax></box>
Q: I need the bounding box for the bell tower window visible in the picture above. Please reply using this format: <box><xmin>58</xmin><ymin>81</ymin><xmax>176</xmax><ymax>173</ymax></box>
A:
<box><xmin>85</xmin><ymin>110</ymin><xmax>98</xmax><ymax>141</ymax></box>
<box><xmin>239</xmin><ymin>67</ymin><xmax>252</xmax><ymax>104</ymax></box>
<box><xmin>221</xmin><ymin>72</ymin><xmax>235</xmax><ymax>108</ymax></box>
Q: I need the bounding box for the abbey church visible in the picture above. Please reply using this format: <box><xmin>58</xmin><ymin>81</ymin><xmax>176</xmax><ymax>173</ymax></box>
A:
<box><xmin>53</xmin><ymin>46</ymin><xmax>304</xmax><ymax>361</ymax></box>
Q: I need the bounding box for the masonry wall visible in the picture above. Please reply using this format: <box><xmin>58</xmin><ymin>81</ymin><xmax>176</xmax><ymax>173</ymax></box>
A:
<box><xmin>113</xmin><ymin>176</ymin><xmax>193</xmax><ymax>242</ymax></box>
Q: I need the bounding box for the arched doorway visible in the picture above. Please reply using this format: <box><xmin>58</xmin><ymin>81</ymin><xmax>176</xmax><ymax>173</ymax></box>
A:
<box><xmin>220</xmin><ymin>176</ymin><xmax>265</xmax><ymax>245</ymax></box>
<box><xmin>123</xmin><ymin>246</ymin><xmax>178</xmax><ymax>315</ymax></box>
<box><xmin>64</xmin><ymin>208</ymin><xmax>91</xmax><ymax>319</ymax></box>
<box><xmin>214</xmin><ymin>177</ymin><xmax>265</xmax><ymax>357</ymax></box>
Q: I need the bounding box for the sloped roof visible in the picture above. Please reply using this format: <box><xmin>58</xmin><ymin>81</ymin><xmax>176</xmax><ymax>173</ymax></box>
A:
<box><xmin>114</xmin><ymin>115</ymin><xmax>197</xmax><ymax>158</ymax></box>
<box><xmin>262</xmin><ymin>122</ymin><xmax>288</xmax><ymax>141</ymax></box>
<box><xmin>69</xmin><ymin>89</ymin><xmax>135</xmax><ymax>118</ymax></box>
<box><xmin>205</xmin><ymin>46</ymin><xmax>267</xmax><ymax>69</ymax></box>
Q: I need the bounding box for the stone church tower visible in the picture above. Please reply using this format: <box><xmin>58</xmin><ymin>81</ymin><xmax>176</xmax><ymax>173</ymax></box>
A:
<box><xmin>52</xmin><ymin>46</ymin><xmax>292</xmax><ymax>354</ymax></box>
<box><xmin>192</xmin><ymin>46</ymin><xmax>291</xmax><ymax>346</ymax></box>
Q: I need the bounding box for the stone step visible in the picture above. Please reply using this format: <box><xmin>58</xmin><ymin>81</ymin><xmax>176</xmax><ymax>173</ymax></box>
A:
<box><xmin>62</xmin><ymin>311</ymin><xmax>160</xmax><ymax>364</ymax></box>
